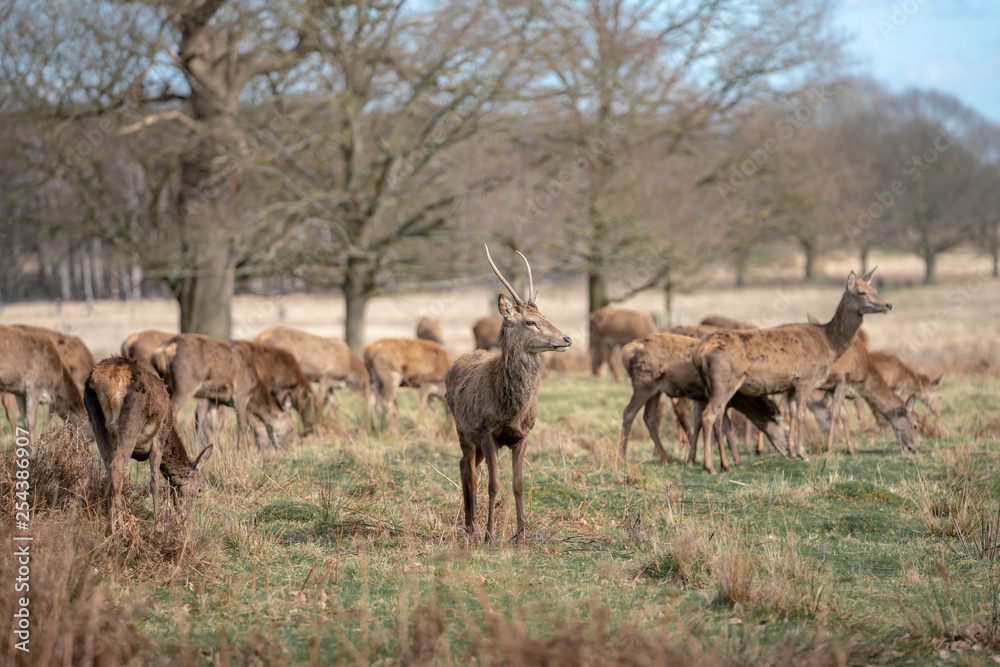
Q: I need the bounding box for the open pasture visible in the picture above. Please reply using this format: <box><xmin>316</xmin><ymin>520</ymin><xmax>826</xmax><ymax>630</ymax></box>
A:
<box><xmin>2</xmin><ymin>367</ymin><xmax>999</xmax><ymax>664</ymax></box>
<box><xmin>2</xmin><ymin>263</ymin><xmax>999</xmax><ymax>665</ymax></box>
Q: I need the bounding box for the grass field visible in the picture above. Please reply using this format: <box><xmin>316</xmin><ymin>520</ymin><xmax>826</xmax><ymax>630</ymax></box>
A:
<box><xmin>2</xmin><ymin>366</ymin><xmax>999</xmax><ymax>665</ymax></box>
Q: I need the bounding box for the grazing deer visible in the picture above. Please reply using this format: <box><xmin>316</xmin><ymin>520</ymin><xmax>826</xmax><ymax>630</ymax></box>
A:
<box><xmin>472</xmin><ymin>316</ymin><xmax>503</xmax><ymax>351</ymax></box>
<box><xmin>234</xmin><ymin>340</ymin><xmax>315</xmax><ymax>433</ymax></box>
<box><xmin>152</xmin><ymin>334</ymin><xmax>293</xmax><ymax>451</ymax></box>
<box><xmin>0</xmin><ymin>324</ymin><xmax>89</xmax><ymax>447</ymax></box>
<box><xmin>805</xmin><ymin>336</ymin><xmax>920</xmax><ymax>454</ymax></box>
<box><xmin>254</xmin><ymin>326</ymin><xmax>368</xmax><ymax>416</ymax></box>
<box><xmin>121</xmin><ymin>329</ymin><xmax>175</xmax><ymax>374</ymax></box>
<box><xmin>694</xmin><ymin>269</ymin><xmax>890</xmax><ymax>467</ymax></box>
<box><xmin>85</xmin><ymin>356</ymin><xmax>214</xmax><ymax>533</ymax></box>
<box><xmin>363</xmin><ymin>338</ymin><xmax>451</xmax><ymax>425</ymax></box>
<box><xmin>447</xmin><ymin>246</ymin><xmax>572</xmax><ymax>544</ymax></box>
<box><xmin>618</xmin><ymin>333</ymin><xmax>789</xmax><ymax>471</ymax></box>
<box><xmin>13</xmin><ymin>324</ymin><xmax>96</xmax><ymax>391</ymax></box>
<box><xmin>416</xmin><ymin>316</ymin><xmax>445</xmax><ymax>345</ymax></box>
<box><xmin>658</xmin><ymin>324</ymin><xmax>720</xmax><ymax>339</ymax></box>
<box><xmin>867</xmin><ymin>351</ymin><xmax>943</xmax><ymax>418</ymax></box>
<box><xmin>590</xmin><ymin>307</ymin><xmax>656</xmax><ymax>381</ymax></box>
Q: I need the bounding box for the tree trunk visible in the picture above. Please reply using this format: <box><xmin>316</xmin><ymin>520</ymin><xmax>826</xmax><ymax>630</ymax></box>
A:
<box><xmin>802</xmin><ymin>241</ymin><xmax>816</xmax><ymax>282</ymax></box>
<box><xmin>343</xmin><ymin>256</ymin><xmax>375</xmax><ymax>355</ymax></box>
<box><xmin>178</xmin><ymin>250</ymin><xmax>236</xmax><ymax>339</ymax></box>
<box><xmin>588</xmin><ymin>270</ymin><xmax>608</xmax><ymax>314</ymax></box>
<box><xmin>860</xmin><ymin>246</ymin><xmax>869</xmax><ymax>276</ymax></box>
<box><xmin>663</xmin><ymin>272</ymin><xmax>674</xmax><ymax>325</ymax></box>
<box><xmin>922</xmin><ymin>250</ymin><xmax>936</xmax><ymax>285</ymax></box>
<box><xmin>734</xmin><ymin>251</ymin><xmax>748</xmax><ymax>288</ymax></box>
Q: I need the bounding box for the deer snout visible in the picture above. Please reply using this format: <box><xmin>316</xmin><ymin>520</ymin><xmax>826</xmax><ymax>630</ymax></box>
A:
<box><xmin>885</xmin><ymin>302</ymin><xmax>893</xmax><ymax>311</ymax></box>
<box><xmin>562</xmin><ymin>336</ymin><xmax>572</xmax><ymax>347</ymax></box>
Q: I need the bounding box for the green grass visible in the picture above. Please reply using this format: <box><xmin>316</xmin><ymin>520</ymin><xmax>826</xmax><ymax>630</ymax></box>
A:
<box><xmin>3</xmin><ymin>373</ymin><xmax>1000</xmax><ymax>664</ymax></box>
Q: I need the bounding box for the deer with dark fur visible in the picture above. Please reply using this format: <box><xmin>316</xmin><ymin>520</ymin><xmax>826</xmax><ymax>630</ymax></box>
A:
<box><xmin>0</xmin><ymin>324</ymin><xmax>89</xmax><ymax>447</ymax></box>
<box><xmin>446</xmin><ymin>246</ymin><xmax>572</xmax><ymax>544</ymax></box>
<box><xmin>152</xmin><ymin>334</ymin><xmax>293</xmax><ymax>451</ymax></box>
<box><xmin>85</xmin><ymin>356</ymin><xmax>214</xmax><ymax>534</ymax></box>
<box><xmin>694</xmin><ymin>268</ymin><xmax>890</xmax><ymax>467</ymax></box>
<box><xmin>618</xmin><ymin>333</ymin><xmax>789</xmax><ymax>471</ymax></box>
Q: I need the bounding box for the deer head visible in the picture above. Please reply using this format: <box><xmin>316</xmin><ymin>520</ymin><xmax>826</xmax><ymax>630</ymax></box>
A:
<box><xmin>169</xmin><ymin>443</ymin><xmax>215</xmax><ymax>518</ymax></box>
<box><xmin>888</xmin><ymin>394</ymin><xmax>920</xmax><ymax>453</ymax></box>
<box><xmin>923</xmin><ymin>373</ymin><xmax>945</xmax><ymax>417</ymax></box>
<box><xmin>846</xmin><ymin>266</ymin><xmax>892</xmax><ymax>315</ymax></box>
<box><xmin>485</xmin><ymin>245</ymin><xmax>572</xmax><ymax>353</ymax></box>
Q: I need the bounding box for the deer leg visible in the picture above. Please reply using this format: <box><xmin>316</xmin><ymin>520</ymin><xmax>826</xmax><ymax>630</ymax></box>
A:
<box><xmin>2</xmin><ymin>393</ymin><xmax>17</xmax><ymax>436</ymax></box>
<box><xmin>852</xmin><ymin>395</ymin><xmax>868</xmax><ymax>428</ymax></box>
<box><xmin>643</xmin><ymin>394</ymin><xmax>673</xmax><ymax>463</ymax></box>
<box><xmin>722</xmin><ymin>410</ymin><xmax>741</xmax><ymax>468</ymax></box>
<box><xmin>713</xmin><ymin>416</ymin><xmax>731</xmax><ymax>472</ymax></box>
<box><xmin>149</xmin><ymin>447</ymin><xmax>163</xmax><ymax>531</ymax></box>
<box><xmin>482</xmin><ymin>435</ymin><xmax>502</xmax><ymax>545</ymax></box>
<box><xmin>792</xmin><ymin>389</ymin><xmax>811</xmax><ymax>462</ymax></box>
<box><xmin>20</xmin><ymin>392</ymin><xmax>39</xmax><ymax>450</ymax></box>
<box><xmin>671</xmin><ymin>397</ymin><xmax>692</xmax><ymax>453</ymax></box>
<box><xmin>826</xmin><ymin>379</ymin><xmax>850</xmax><ymax>454</ymax></box>
<box><xmin>688</xmin><ymin>402</ymin><xmax>703</xmax><ymax>466</ymax></box>
<box><xmin>511</xmin><ymin>441</ymin><xmax>527</xmax><ymax>544</ymax></box>
<box><xmin>457</xmin><ymin>432</ymin><xmax>479</xmax><ymax>540</ymax></box>
<box><xmin>755</xmin><ymin>429</ymin><xmax>765</xmax><ymax>455</ymax></box>
<box><xmin>618</xmin><ymin>387</ymin><xmax>652</xmax><ymax>460</ymax></box>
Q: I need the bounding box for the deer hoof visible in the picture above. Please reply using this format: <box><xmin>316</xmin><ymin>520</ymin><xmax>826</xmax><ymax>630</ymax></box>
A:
<box><xmin>721</xmin><ymin>464</ymin><xmax>731</xmax><ymax>473</ymax></box>
<box><xmin>704</xmin><ymin>466</ymin><xmax>717</xmax><ymax>475</ymax></box>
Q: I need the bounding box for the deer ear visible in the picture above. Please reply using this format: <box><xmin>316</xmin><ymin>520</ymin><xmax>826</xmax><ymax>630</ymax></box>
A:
<box><xmin>931</xmin><ymin>373</ymin><xmax>945</xmax><ymax>388</ymax></box>
<box><xmin>498</xmin><ymin>293</ymin><xmax>516</xmax><ymax>320</ymax></box>
<box><xmin>193</xmin><ymin>444</ymin><xmax>215</xmax><ymax>471</ymax></box>
<box><xmin>905</xmin><ymin>395</ymin><xmax>916</xmax><ymax>413</ymax></box>
<box><xmin>861</xmin><ymin>265</ymin><xmax>877</xmax><ymax>283</ymax></box>
<box><xmin>806</xmin><ymin>313</ymin><xmax>820</xmax><ymax>324</ymax></box>
<box><xmin>846</xmin><ymin>271</ymin><xmax>857</xmax><ymax>292</ymax></box>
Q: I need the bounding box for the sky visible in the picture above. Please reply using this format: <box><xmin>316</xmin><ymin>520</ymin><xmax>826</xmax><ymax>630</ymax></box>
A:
<box><xmin>836</xmin><ymin>0</ymin><xmax>1000</xmax><ymax>123</ymax></box>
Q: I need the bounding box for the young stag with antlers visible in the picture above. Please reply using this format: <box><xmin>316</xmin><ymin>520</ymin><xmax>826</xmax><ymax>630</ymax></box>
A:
<box><xmin>85</xmin><ymin>357</ymin><xmax>214</xmax><ymax>534</ymax></box>
<box><xmin>446</xmin><ymin>246</ymin><xmax>572</xmax><ymax>544</ymax></box>
<box><xmin>694</xmin><ymin>268</ymin><xmax>891</xmax><ymax>465</ymax></box>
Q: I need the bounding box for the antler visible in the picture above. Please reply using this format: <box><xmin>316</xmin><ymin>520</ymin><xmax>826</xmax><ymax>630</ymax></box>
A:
<box><xmin>515</xmin><ymin>250</ymin><xmax>536</xmax><ymax>303</ymax></box>
<box><xmin>485</xmin><ymin>244</ymin><xmax>522</xmax><ymax>304</ymax></box>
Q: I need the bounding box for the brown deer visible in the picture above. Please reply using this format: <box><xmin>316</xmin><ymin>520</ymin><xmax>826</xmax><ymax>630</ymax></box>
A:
<box><xmin>618</xmin><ymin>333</ymin><xmax>789</xmax><ymax>472</ymax></box>
<box><xmin>234</xmin><ymin>341</ymin><xmax>315</xmax><ymax>433</ymax></box>
<box><xmin>805</xmin><ymin>336</ymin><xmax>920</xmax><ymax>454</ymax></box>
<box><xmin>694</xmin><ymin>269</ymin><xmax>890</xmax><ymax>467</ymax></box>
<box><xmin>659</xmin><ymin>324</ymin><xmax>722</xmax><ymax>339</ymax></box>
<box><xmin>416</xmin><ymin>316</ymin><xmax>445</xmax><ymax>345</ymax></box>
<box><xmin>699</xmin><ymin>315</ymin><xmax>753</xmax><ymax>330</ymax></box>
<box><xmin>472</xmin><ymin>316</ymin><xmax>503</xmax><ymax>351</ymax></box>
<box><xmin>868</xmin><ymin>350</ymin><xmax>944</xmax><ymax>418</ymax></box>
<box><xmin>254</xmin><ymin>326</ymin><xmax>368</xmax><ymax>416</ymax></box>
<box><xmin>0</xmin><ymin>324</ymin><xmax>89</xmax><ymax>446</ymax></box>
<box><xmin>363</xmin><ymin>338</ymin><xmax>451</xmax><ymax>424</ymax></box>
<box><xmin>590</xmin><ymin>306</ymin><xmax>656</xmax><ymax>380</ymax></box>
<box><xmin>152</xmin><ymin>334</ymin><xmax>293</xmax><ymax>451</ymax></box>
<box><xmin>84</xmin><ymin>356</ymin><xmax>214</xmax><ymax>533</ymax></box>
<box><xmin>121</xmin><ymin>329</ymin><xmax>175</xmax><ymax>373</ymax></box>
<box><xmin>447</xmin><ymin>246</ymin><xmax>572</xmax><ymax>544</ymax></box>
<box><xmin>12</xmin><ymin>324</ymin><xmax>96</xmax><ymax>391</ymax></box>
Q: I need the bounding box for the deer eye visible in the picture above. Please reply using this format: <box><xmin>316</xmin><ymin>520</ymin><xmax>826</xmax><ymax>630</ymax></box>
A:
<box><xmin>525</xmin><ymin>320</ymin><xmax>537</xmax><ymax>328</ymax></box>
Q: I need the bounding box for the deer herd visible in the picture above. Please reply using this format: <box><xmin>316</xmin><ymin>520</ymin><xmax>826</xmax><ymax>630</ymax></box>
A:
<box><xmin>0</xmin><ymin>249</ymin><xmax>945</xmax><ymax>544</ymax></box>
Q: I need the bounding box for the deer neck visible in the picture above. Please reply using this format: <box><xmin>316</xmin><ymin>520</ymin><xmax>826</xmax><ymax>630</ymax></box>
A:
<box><xmin>497</xmin><ymin>334</ymin><xmax>542</xmax><ymax>415</ymax></box>
<box><xmin>824</xmin><ymin>296</ymin><xmax>863</xmax><ymax>359</ymax></box>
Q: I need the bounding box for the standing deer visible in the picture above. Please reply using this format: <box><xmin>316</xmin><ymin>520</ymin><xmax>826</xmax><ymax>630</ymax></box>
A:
<box><xmin>618</xmin><ymin>333</ymin><xmax>789</xmax><ymax>471</ymax></box>
<box><xmin>85</xmin><ymin>356</ymin><xmax>214</xmax><ymax>533</ymax></box>
<box><xmin>589</xmin><ymin>307</ymin><xmax>656</xmax><ymax>380</ymax></box>
<box><xmin>472</xmin><ymin>316</ymin><xmax>503</xmax><ymax>351</ymax></box>
<box><xmin>694</xmin><ymin>269</ymin><xmax>890</xmax><ymax>467</ymax></box>
<box><xmin>254</xmin><ymin>326</ymin><xmax>369</xmax><ymax>417</ymax></box>
<box><xmin>363</xmin><ymin>338</ymin><xmax>451</xmax><ymax>425</ymax></box>
<box><xmin>121</xmin><ymin>330</ymin><xmax>175</xmax><ymax>373</ymax></box>
<box><xmin>152</xmin><ymin>334</ymin><xmax>293</xmax><ymax>451</ymax></box>
<box><xmin>0</xmin><ymin>325</ymin><xmax>89</xmax><ymax>447</ymax></box>
<box><xmin>447</xmin><ymin>246</ymin><xmax>572</xmax><ymax>544</ymax></box>
<box><xmin>416</xmin><ymin>316</ymin><xmax>445</xmax><ymax>345</ymax></box>
<box><xmin>13</xmin><ymin>324</ymin><xmax>96</xmax><ymax>391</ymax></box>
